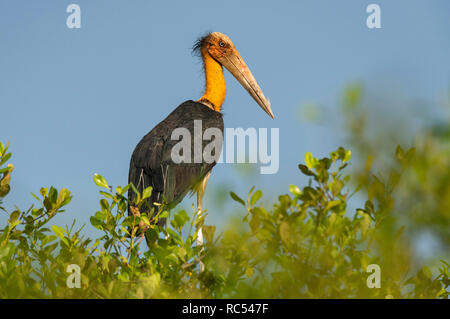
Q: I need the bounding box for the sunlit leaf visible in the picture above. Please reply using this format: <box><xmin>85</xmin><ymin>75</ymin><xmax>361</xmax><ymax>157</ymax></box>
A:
<box><xmin>93</xmin><ymin>173</ymin><xmax>109</xmax><ymax>189</ymax></box>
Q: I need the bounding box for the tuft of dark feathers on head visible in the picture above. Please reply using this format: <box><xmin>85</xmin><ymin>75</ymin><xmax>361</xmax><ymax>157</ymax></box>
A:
<box><xmin>192</xmin><ymin>32</ymin><xmax>212</xmax><ymax>57</ymax></box>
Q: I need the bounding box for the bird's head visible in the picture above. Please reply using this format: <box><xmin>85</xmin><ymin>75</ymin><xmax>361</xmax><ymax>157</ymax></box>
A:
<box><xmin>193</xmin><ymin>32</ymin><xmax>274</xmax><ymax>119</ymax></box>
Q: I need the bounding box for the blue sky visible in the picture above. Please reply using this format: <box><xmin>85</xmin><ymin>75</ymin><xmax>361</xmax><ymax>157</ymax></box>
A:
<box><xmin>1</xmin><ymin>1</ymin><xmax>449</xmax><ymax>232</ymax></box>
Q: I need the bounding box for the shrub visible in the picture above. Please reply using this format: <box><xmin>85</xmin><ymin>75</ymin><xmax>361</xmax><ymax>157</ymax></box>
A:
<box><xmin>0</xmin><ymin>141</ymin><xmax>448</xmax><ymax>298</ymax></box>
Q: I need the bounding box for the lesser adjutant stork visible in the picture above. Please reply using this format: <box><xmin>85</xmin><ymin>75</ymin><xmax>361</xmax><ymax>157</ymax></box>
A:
<box><xmin>128</xmin><ymin>32</ymin><xmax>274</xmax><ymax>246</ymax></box>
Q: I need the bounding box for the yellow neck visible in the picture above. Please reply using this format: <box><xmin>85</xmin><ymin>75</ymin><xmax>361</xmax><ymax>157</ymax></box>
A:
<box><xmin>198</xmin><ymin>51</ymin><xmax>226</xmax><ymax>111</ymax></box>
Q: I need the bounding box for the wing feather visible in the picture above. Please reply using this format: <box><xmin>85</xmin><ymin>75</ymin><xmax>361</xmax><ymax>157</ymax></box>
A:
<box><xmin>128</xmin><ymin>100</ymin><xmax>223</xmax><ymax>223</ymax></box>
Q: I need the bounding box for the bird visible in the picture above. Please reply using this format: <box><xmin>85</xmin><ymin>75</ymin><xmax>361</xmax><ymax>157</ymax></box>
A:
<box><xmin>128</xmin><ymin>32</ymin><xmax>274</xmax><ymax>247</ymax></box>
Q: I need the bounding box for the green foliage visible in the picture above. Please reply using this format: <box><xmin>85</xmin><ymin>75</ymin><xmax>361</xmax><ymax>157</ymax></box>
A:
<box><xmin>337</xmin><ymin>84</ymin><xmax>450</xmax><ymax>274</ymax></box>
<box><xmin>0</xmin><ymin>139</ymin><xmax>448</xmax><ymax>299</ymax></box>
<box><xmin>226</xmin><ymin>148</ymin><xmax>447</xmax><ymax>298</ymax></box>
<box><xmin>0</xmin><ymin>142</ymin><xmax>13</xmax><ymax>201</ymax></box>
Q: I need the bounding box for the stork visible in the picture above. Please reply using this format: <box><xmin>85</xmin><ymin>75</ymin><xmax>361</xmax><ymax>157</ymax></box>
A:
<box><xmin>128</xmin><ymin>32</ymin><xmax>274</xmax><ymax>250</ymax></box>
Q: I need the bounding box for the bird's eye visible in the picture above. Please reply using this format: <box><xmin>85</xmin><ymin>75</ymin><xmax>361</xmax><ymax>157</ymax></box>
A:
<box><xmin>219</xmin><ymin>41</ymin><xmax>225</xmax><ymax>47</ymax></box>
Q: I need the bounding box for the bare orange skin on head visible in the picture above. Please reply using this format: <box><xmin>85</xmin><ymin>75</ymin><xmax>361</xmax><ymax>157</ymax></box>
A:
<box><xmin>196</xmin><ymin>32</ymin><xmax>274</xmax><ymax>118</ymax></box>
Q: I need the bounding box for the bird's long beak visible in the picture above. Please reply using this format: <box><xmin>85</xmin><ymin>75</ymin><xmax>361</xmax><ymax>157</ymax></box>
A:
<box><xmin>218</xmin><ymin>49</ymin><xmax>274</xmax><ymax>119</ymax></box>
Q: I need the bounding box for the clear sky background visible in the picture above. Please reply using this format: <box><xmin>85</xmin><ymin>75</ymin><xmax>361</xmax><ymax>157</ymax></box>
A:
<box><xmin>1</xmin><ymin>1</ymin><xmax>449</xmax><ymax>235</ymax></box>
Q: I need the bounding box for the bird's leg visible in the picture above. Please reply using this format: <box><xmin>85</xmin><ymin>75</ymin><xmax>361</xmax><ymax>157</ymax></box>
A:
<box><xmin>196</xmin><ymin>173</ymin><xmax>210</xmax><ymax>245</ymax></box>
<box><xmin>197</xmin><ymin>190</ymin><xmax>203</xmax><ymax>245</ymax></box>
<box><xmin>196</xmin><ymin>191</ymin><xmax>204</xmax><ymax>246</ymax></box>
<box><xmin>196</xmin><ymin>192</ymin><xmax>205</xmax><ymax>272</ymax></box>
<box><xmin>164</xmin><ymin>211</ymin><xmax>170</xmax><ymax>240</ymax></box>
<box><xmin>196</xmin><ymin>172</ymin><xmax>210</xmax><ymax>272</ymax></box>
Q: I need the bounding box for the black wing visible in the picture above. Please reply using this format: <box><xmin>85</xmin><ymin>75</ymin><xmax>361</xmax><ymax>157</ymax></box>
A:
<box><xmin>128</xmin><ymin>100</ymin><xmax>223</xmax><ymax>223</ymax></box>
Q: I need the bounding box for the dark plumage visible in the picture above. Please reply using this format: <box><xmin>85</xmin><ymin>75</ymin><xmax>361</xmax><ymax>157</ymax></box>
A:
<box><xmin>192</xmin><ymin>32</ymin><xmax>211</xmax><ymax>57</ymax></box>
<box><xmin>128</xmin><ymin>100</ymin><xmax>224</xmax><ymax>225</ymax></box>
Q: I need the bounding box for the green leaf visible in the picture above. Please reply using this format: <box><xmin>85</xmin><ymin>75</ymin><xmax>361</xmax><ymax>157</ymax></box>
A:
<box><xmin>248</xmin><ymin>186</ymin><xmax>255</xmax><ymax>196</ymax></box>
<box><xmin>0</xmin><ymin>166</ymin><xmax>11</xmax><ymax>174</ymax></box>
<box><xmin>343</xmin><ymin>150</ymin><xmax>351</xmax><ymax>162</ymax></box>
<box><xmin>305</xmin><ymin>152</ymin><xmax>318</xmax><ymax>169</ymax></box>
<box><xmin>30</xmin><ymin>192</ymin><xmax>40</xmax><ymax>202</ymax></box>
<box><xmin>360</xmin><ymin>214</ymin><xmax>371</xmax><ymax>234</ymax></box>
<box><xmin>337</xmin><ymin>147</ymin><xmax>347</xmax><ymax>161</ymax></box>
<box><xmin>0</xmin><ymin>152</ymin><xmax>11</xmax><ymax>166</ymax></box>
<box><xmin>93</xmin><ymin>173</ymin><xmax>109</xmax><ymax>189</ymax></box>
<box><xmin>173</xmin><ymin>210</ymin><xmax>189</xmax><ymax>229</ymax></box>
<box><xmin>52</xmin><ymin>225</ymin><xmax>66</xmax><ymax>239</ymax></box>
<box><xmin>90</xmin><ymin>219</ymin><xmax>103</xmax><ymax>230</ymax></box>
<box><xmin>9</xmin><ymin>210</ymin><xmax>20</xmax><ymax>222</ymax></box>
<box><xmin>230</xmin><ymin>192</ymin><xmax>246</xmax><ymax>206</ymax></box>
<box><xmin>8</xmin><ymin>210</ymin><xmax>21</xmax><ymax>228</ymax></box>
<box><xmin>279</xmin><ymin>220</ymin><xmax>293</xmax><ymax>246</ymax></box>
<box><xmin>158</xmin><ymin>210</ymin><xmax>169</xmax><ymax>219</ymax></box>
<box><xmin>100</xmin><ymin>198</ymin><xmax>109</xmax><ymax>211</ymax></box>
<box><xmin>99</xmin><ymin>191</ymin><xmax>113</xmax><ymax>199</ymax></box>
<box><xmin>141</xmin><ymin>215</ymin><xmax>150</xmax><ymax>226</ymax></box>
<box><xmin>40</xmin><ymin>187</ymin><xmax>48</xmax><ymax>198</ymax></box>
<box><xmin>250</xmin><ymin>190</ymin><xmax>262</xmax><ymax>206</ymax></box>
<box><xmin>330</xmin><ymin>179</ymin><xmax>344</xmax><ymax>196</ymax></box>
<box><xmin>129</xmin><ymin>183</ymin><xmax>139</xmax><ymax>196</ymax></box>
<box><xmin>326</xmin><ymin>200</ymin><xmax>341</xmax><ymax>211</ymax></box>
<box><xmin>289</xmin><ymin>184</ymin><xmax>302</xmax><ymax>196</ymax></box>
<box><xmin>57</xmin><ymin>188</ymin><xmax>71</xmax><ymax>206</ymax></box>
<box><xmin>330</xmin><ymin>151</ymin><xmax>338</xmax><ymax>161</ymax></box>
<box><xmin>298</xmin><ymin>164</ymin><xmax>315</xmax><ymax>177</ymax></box>
<box><xmin>121</xmin><ymin>216</ymin><xmax>135</xmax><ymax>228</ymax></box>
<box><xmin>142</xmin><ymin>186</ymin><xmax>153</xmax><ymax>200</ymax></box>
<box><xmin>0</xmin><ymin>184</ymin><xmax>10</xmax><ymax>197</ymax></box>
